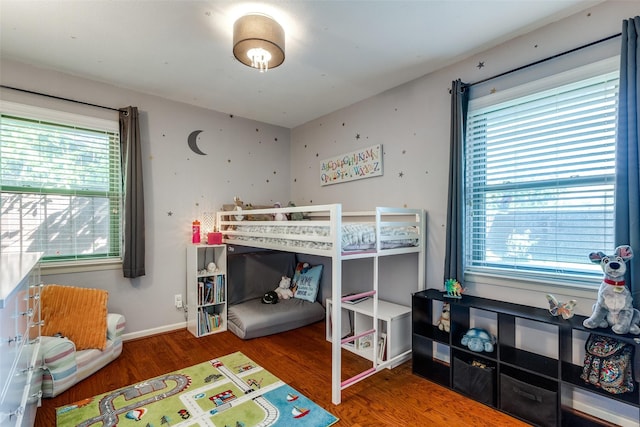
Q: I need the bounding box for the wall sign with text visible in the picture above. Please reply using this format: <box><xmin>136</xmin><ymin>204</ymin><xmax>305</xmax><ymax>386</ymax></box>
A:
<box><xmin>319</xmin><ymin>144</ymin><xmax>383</xmax><ymax>186</ymax></box>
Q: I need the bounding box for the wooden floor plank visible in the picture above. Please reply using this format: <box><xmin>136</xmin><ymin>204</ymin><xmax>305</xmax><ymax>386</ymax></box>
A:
<box><xmin>36</xmin><ymin>322</ymin><xmax>529</xmax><ymax>426</ymax></box>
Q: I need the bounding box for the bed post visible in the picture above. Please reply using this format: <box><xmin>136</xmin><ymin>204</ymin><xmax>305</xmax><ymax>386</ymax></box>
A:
<box><xmin>419</xmin><ymin>209</ymin><xmax>426</xmax><ymax>290</ymax></box>
<box><xmin>331</xmin><ymin>203</ymin><xmax>342</xmax><ymax>405</ymax></box>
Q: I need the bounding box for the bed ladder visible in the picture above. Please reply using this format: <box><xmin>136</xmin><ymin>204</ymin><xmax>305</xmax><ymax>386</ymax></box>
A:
<box><xmin>339</xmin><ymin>289</ymin><xmax>379</xmax><ymax>392</ymax></box>
<box><xmin>332</xmin><ymin>215</ymin><xmax>383</xmax><ymax>405</ymax></box>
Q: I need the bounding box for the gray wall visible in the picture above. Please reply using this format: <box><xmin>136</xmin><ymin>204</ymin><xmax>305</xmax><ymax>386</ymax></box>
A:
<box><xmin>1</xmin><ymin>62</ymin><xmax>291</xmax><ymax>338</ymax></box>
<box><xmin>291</xmin><ymin>0</ymin><xmax>636</xmax><ymax>313</ymax></box>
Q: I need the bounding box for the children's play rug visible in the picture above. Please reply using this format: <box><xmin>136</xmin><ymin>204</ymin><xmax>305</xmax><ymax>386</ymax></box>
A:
<box><xmin>56</xmin><ymin>351</ymin><xmax>339</xmax><ymax>427</ymax></box>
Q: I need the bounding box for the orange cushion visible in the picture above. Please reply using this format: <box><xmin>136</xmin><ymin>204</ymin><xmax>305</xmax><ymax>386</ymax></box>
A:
<box><xmin>41</xmin><ymin>284</ymin><xmax>109</xmax><ymax>351</ymax></box>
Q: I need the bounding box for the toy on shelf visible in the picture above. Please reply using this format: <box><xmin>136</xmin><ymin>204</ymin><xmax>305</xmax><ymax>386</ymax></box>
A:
<box><xmin>443</xmin><ymin>278</ymin><xmax>464</xmax><ymax>299</ymax></box>
<box><xmin>461</xmin><ymin>328</ymin><xmax>495</xmax><ymax>353</ymax></box>
<box><xmin>583</xmin><ymin>245</ymin><xmax>640</xmax><ymax>335</ymax></box>
<box><xmin>546</xmin><ymin>294</ymin><xmax>577</xmax><ymax>320</ymax></box>
<box><xmin>437</xmin><ymin>302</ymin><xmax>450</xmax><ymax>332</ymax></box>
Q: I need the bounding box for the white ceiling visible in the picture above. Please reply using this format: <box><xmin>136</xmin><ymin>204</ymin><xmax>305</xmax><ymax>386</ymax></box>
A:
<box><xmin>0</xmin><ymin>1</ymin><xmax>602</xmax><ymax>128</ymax></box>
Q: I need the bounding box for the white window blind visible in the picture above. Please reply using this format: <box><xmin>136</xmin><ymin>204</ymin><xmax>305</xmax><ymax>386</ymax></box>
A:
<box><xmin>464</xmin><ymin>62</ymin><xmax>619</xmax><ymax>282</ymax></box>
<box><xmin>0</xmin><ymin>107</ymin><xmax>122</xmax><ymax>262</ymax></box>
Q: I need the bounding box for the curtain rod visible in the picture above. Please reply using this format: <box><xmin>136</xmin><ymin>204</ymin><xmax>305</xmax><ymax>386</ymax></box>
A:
<box><xmin>468</xmin><ymin>32</ymin><xmax>622</xmax><ymax>87</ymax></box>
<box><xmin>0</xmin><ymin>84</ymin><xmax>122</xmax><ymax>112</ymax></box>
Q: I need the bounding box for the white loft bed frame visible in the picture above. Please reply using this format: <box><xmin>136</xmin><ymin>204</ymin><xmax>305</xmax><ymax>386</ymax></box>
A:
<box><xmin>216</xmin><ymin>204</ymin><xmax>426</xmax><ymax>404</ymax></box>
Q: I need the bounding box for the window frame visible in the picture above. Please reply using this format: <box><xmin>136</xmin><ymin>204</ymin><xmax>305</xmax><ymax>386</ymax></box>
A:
<box><xmin>0</xmin><ymin>101</ymin><xmax>123</xmax><ymax>268</ymax></box>
<box><xmin>462</xmin><ymin>57</ymin><xmax>620</xmax><ymax>290</ymax></box>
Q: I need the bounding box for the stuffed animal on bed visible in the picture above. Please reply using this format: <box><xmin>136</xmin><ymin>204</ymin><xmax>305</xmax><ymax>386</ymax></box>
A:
<box><xmin>273</xmin><ymin>202</ymin><xmax>288</xmax><ymax>221</ymax></box>
<box><xmin>274</xmin><ymin>276</ymin><xmax>293</xmax><ymax>300</ymax></box>
<box><xmin>583</xmin><ymin>245</ymin><xmax>640</xmax><ymax>335</ymax></box>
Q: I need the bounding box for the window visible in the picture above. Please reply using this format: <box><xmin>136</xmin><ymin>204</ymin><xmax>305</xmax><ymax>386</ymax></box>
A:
<box><xmin>1</xmin><ymin>103</ymin><xmax>122</xmax><ymax>263</ymax></box>
<box><xmin>464</xmin><ymin>59</ymin><xmax>619</xmax><ymax>283</ymax></box>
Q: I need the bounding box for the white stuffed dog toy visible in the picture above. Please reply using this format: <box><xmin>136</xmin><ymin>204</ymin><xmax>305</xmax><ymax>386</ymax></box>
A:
<box><xmin>274</xmin><ymin>276</ymin><xmax>293</xmax><ymax>300</ymax></box>
<box><xmin>583</xmin><ymin>245</ymin><xmax>640</xmax><ymax>335</ymax></box>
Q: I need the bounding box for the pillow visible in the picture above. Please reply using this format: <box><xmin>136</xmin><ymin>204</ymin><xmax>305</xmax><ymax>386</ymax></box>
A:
<box><xmin>292</xmin><ymin>262</ymin><xmax>323</xmax><ymax>303</ymax></box>
<box><xmin>41</xmin><ymin>284</ymin><xmax>109</xmax><ymax>351</ymax></box>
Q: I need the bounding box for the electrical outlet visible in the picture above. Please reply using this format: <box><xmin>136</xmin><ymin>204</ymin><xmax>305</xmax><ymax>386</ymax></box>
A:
<box><xmin>174</xmin><ymin>294</ymin><xmax>183</xmax><ymax>309</ymax></box>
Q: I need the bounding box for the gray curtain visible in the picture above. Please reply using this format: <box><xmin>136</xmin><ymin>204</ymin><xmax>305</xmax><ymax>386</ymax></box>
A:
<box><xmin>119</xmin><ymin>106</ymin><xmax>145</xmax><ymax>278</ymax></box>
<box><xmin>615</xmin><ymin>17</ymin><xmax>640</xmax><ymax>309</ymax></box>
<box><xmin>444</xmin><ymin>80</ymin><xmax>469</xmax><ymax>283</ymax></box>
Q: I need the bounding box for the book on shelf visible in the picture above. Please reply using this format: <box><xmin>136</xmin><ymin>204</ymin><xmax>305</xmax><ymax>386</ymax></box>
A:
<box><xmin>198</xmin><ymin>308</ymin><xmax>223</xmax><ymax>334</ymax></box>
<box><xmin>342</xmin><ymin>292</ymin><xmax>370</xmax><ymax>304</ymax></box>
<box><xmin>377</xmin><ymin>332</ymin><xmax>387</xmax><ymax>361</ymax></box>
<box><xmin>198</xmin><ymin>281</ymin><xmax>204</xmax><ymax>305</ymax></box>
<box><xmin>199</xmin><ymin>275</ymin><xmax>225</xmax><ymax>305</ymax></box>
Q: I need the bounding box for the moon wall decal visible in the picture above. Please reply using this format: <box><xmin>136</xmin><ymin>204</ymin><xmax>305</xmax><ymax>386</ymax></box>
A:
<box><xmin>187</xmin><ymin>130</ymin><xmax>207</xmax><ymax>155</ymax></box>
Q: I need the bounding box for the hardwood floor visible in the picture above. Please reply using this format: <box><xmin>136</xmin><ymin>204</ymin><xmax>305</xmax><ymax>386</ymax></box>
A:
<box><xmin>36</xmin><ymin>321</ymin><xmax>529</xmax><ymax>426</ymax></box>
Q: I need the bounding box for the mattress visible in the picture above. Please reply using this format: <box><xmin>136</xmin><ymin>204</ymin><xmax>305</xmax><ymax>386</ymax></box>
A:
<box><xmin>227</xmin><ymin>297</ymin><xmax>325</xmax><ymax>339</ymax></box>
<box><xmin>229</xmin><ymin>223</ymin><xmax>419</xmax><ymax>252</ymax></box>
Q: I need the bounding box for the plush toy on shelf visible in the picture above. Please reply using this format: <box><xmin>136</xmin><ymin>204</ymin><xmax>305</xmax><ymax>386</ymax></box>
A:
<box><xmin>274</xmin><ymin>276</ymin><xmax>293</xmax><ymax>300</ymax></box>
<box><xmin>583</xmin><ymin>245</ymin><xmax>640</xmax><ymax>335</ymax></box>
<box><xmin>437</xmin><ymin>302</ymin><xmax>450</xmax><ymax>332</ymax></box>
<box><xmin>461</xmin><ymin>328</ymin><xmax>495</xmax><ymax>353</ymax></box>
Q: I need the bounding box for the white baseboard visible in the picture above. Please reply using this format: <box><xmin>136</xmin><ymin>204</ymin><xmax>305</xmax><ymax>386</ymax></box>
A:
<box><xmin>121</xmin><ymin>322</ymin><xmax>186</xmax><ymax>341</ymax></box>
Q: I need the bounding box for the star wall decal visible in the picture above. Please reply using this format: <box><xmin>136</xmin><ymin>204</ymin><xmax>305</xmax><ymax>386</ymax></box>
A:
<box><xmin>167</xmin><ymin>211</ymin><xmax>173</xmax><ymax>216</ymax></box>
<box><xmin>356</xmin><ymin>133</ymin><xmax>360</xmax><ymax>139</ymax></box>
<box><xmin>399</xmin><ymin>171</ymin><xmax>404</xmax><ymax>178</ymax></box>
<box><xmin>477</xmin><ymin>61</ymin><xmax>485</xmax><ymax>69</ymax></box>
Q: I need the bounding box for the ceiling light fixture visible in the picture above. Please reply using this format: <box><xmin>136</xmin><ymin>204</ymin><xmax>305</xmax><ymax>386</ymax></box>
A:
<box><xmin>233</xmin><ymin>14</ymin><xmax>285</xmax><ymax>72</ymax></box>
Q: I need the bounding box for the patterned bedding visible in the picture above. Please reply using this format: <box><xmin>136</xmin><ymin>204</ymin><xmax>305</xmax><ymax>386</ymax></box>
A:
<box><xmin>227</xmin><ymin>223</ymin><xmax>419</xmax><ymax>252</ymax></box>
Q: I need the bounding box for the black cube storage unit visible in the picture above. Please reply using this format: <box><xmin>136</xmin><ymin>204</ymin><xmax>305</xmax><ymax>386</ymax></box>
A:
<box><xmin>411</xmin><ymin>289</ymin><xmax>640</xmax><ymax>427</ymax></box>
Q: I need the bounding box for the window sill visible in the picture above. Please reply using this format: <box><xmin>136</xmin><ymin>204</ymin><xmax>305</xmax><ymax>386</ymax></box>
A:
<box><xmin>464</xmin><ymin>270</ymin><xmax>599</xmax><ymax>300</ymax></box>
<box><xmin>41</xmin><ymin>259</ymin><xmax>122</xmax><ymax>275</ymax></box>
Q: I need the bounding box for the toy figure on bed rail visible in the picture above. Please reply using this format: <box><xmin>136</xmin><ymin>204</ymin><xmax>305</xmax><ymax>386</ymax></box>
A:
<box><xmin>444</xmin><ymin>278</ymin><xmax>464</xmax><ymax>299</ymax></box>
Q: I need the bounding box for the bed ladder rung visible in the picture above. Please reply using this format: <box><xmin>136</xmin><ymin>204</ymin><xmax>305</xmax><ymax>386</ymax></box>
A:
<box><xmin>341</xmin><ymin>367</ymin><xmax>376</xmax><ymax>389</ymax></box>
<box><xmin>341</xmin><ymin>328</ymin><xmax>375</xmax><ymax>345</ymax></box>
